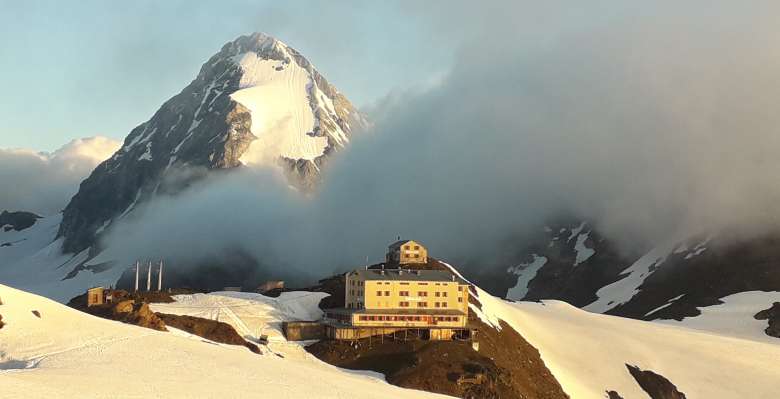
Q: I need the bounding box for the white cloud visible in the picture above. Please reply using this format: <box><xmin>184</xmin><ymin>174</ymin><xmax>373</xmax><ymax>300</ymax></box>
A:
<box><xmin>0</xmin><ymin>137</ymin><xmax>121</xmax><ymax>215</ymax></box>
<box><xmin>104</xmin><ymin>1</ymin><xmax>780</xmax><ymax>277</ymax></box>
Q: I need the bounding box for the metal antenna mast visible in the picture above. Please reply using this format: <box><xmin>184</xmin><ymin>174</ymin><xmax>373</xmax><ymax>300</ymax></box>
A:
<box><xmin>157</xmin><ymin>260</ymin><xmax>163</xmax><ymax>291</ymax></box>
<box><xmin>134</xmin><ymin>261</ymin><xmax>140</xmax><ymax>292</ymax></box>
<box><xmin>146</xmin><ymin>260</ymin><xmax>152</xmax><ymax>291</ymax></box>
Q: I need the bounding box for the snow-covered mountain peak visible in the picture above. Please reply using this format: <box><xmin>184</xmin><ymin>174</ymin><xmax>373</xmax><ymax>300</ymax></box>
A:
<box><xmin>55</xmin><ymin>33</ymin><xmax>367</xmax><ymax>256</ymax></box>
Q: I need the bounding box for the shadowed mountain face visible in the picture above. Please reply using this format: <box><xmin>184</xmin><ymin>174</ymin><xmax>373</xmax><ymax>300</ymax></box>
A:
<box><xmin>57</xmin><ymin>33</ymin><xmax>365</xmax><ymax>255</ymax></box>
<box><xmin>489</xmin><ymin>220</ymin><xmax>780</xmax><ymax>322</ymax></box>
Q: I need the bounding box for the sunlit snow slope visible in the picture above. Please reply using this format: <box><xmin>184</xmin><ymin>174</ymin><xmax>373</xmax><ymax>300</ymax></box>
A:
<box><xmin>472</xmin><ymin>287</ymin><xmax>780</xmax><ymax>399</ymax></box>
<box><xmin>657</xmin><ymin>290</ymin><xmax>780</xmax><ymax>344</ymax></box>
<box><xmin>230</xmin><ymin>34</ymin><xmax>350</xmax><ymax>167</ymax></box>
<box><xmin>0</xmin><ymin>284</ymin><xmax>449</xmax><ymax>399</ymax></box>
<box><xmin>150</xmin><ymin>291</ymin><xmax>330</xmax><ymax>357</ymax></box>
<box><xmin>0</xmin><ymin>215</ymin><xmax>124</xmax><ymax>302</ymax></box>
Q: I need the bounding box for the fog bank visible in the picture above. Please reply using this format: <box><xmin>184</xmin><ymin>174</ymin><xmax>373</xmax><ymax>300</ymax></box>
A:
<box><xmin>0</xmin><ymin>137</ymin><xmax>120</xmax><ymax>215</ymax></box>
<box><xmin>104</xmin><ymin>1</ymin><xmax>780</xmax><ymax>277</ymax></box>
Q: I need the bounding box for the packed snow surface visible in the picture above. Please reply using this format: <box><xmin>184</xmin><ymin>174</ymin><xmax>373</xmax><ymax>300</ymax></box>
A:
<box><xmin>472</xmin><ymin>287</ymin><xmax>780</xmax><ymax>399</ymax></box>
<box><xmin>150</xmin><ymin>291</ymin><xmax>330</xmax><ymax>351</ymax></box>
<box><xmin>231</xmin><ymin>50</ymin><xmax>329</xmax><ymax>165</ymax></box>
<box><xmin>658</xmin><ymin>291</ymin><xmax>780</xmax><ymax>344</ymax></box>
<box><xmin>0</xmin><ymin>284</ymin><xmax>449</xmax><ymax>398</ymax></box>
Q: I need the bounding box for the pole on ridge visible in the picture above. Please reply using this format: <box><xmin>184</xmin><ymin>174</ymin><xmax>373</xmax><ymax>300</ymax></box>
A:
<box><xmin>134</xmin><ymin>261</ymin><xmax>140</xmax><ymax>292</ymax></box>
<box><xmin>157</xmin><ymin>260</ymin><xmax>163</xmax><ymax>291</ymax></box>
<box><xmin>147</xmin><ymin>261</ymin><xmax>152</xmax><ymax>291</ymax></box>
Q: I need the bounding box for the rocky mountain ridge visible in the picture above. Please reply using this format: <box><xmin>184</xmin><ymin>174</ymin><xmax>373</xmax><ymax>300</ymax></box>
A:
<box><xmin>57</xmin><ymin>32</ymin><xmax>366</xmax><ymax>255</ymax></box>
<box><xmin>495</xmin><ymin>219</ymin><xmax>780</xmax><ymax>334</ymax></box>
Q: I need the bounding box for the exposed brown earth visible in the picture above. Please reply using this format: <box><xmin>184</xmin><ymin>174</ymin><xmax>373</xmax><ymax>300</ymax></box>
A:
<box><xmin>626</xmin><ymin>364</ymin><xmax>687</xmax><ymax>399</ymax></box>
<box><xmin>307</xmin><ymin>315</ymin><xmax>567</xmax><ymax>399</ymax></box>
<box><xmin>76</xmin><ymin>299</ymin><xmax>168</xmax><ymax>331</ymax></box>
<box><xmin>305</xmin><ymin>269</ymin><xmax>568</xmax><ymax>399</ymax></box>
<box><xmin>606</xmin><ymin>391</ymin><xmax>625</xmax><ymax>399</ymax></box>
<box><xmin>754</xmin><ymin>302</ymin><xmax>780</xmax><ymax>338</ymax></box>
<box><xmin>157</xmin><ymin>313</ymin><xmax>260</xmax><ymax>354</ymax></box>
<box><xmin>67</xmin><ymin>289</ymin><xmax>177</xmax><ymax>310</ymax></box>
<box><xmin>67</xmin><ymin>290</ymin><xmax>168</xmax><ymax>331</ymax></box>
<box><xmin>67</xmin><ymin>290</ymin><xmax>260</xmax><ymax>353</ymax></box>
<box><xmin>0</xmin><ymin>313</ymin><xmax>4</xmax><ymax>329</ymax></box>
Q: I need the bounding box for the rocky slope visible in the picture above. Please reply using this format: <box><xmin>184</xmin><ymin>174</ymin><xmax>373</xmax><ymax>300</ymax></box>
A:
<box><xmin>57</xmin><ymin>32</ymin><xmax>366</xmax><ymax>255</ymax></box>
<box><xmin>305</xmin><ymin>264</ymin><xmax>568</xmax><ymax>399</ymax></box>
<box><xmin>494</xmin><ymin>220</ymin><xmax>780</xmax><ymax>329</ymax></box>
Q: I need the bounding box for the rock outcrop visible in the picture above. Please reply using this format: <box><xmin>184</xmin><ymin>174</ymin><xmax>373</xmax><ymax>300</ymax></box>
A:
<box><xmin>157</xmin><ymin>313</ymin><xmax>260</xmax><ymax>354</ymax></box>
<box><xmin>0</xmin><ymin>211</ymin><xmax>41</xmax><ymax>232</ymax></box>
<box><xmin>754</xmin><ymin>302</ymin><xmax>780</xmax><ymax>338</ymax></box>
<box><xmin>626</xmin><ymin>365</ymin><xmax>687</xmax><ymax>399</ymax></box>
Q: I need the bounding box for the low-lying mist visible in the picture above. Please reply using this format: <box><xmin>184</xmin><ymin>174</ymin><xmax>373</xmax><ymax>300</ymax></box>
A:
<box><xmin>0</xmin><ymin>137</ymin><xmax>121</xmax><ymax>215</ymax></box>
<box><xmin>103</xmin><ymin>1</ymin><xmax>780</xmax><ymax>281</ymax></box>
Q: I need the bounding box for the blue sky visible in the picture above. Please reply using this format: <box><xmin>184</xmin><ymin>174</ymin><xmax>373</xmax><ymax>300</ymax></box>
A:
<box><xmin>0</xmin><ymin>1</ymin><xmax>453</xmax><ymax>151</ymax></box>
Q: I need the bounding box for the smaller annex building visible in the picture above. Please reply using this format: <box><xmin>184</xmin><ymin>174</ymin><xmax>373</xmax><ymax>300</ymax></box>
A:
<box><xmin>86</xmin><ymin>287</ymin><xmax>114</xmax><ymax>307</ymax></box>
<box><xmin>323</xmin><ymin>267</ymin><xmax>472</xmax><ymax>341</ymax></box>
<box><xmin>386</xmin><ymin>239</ymin><xmax>428</xmax><ymax>265</ymax></box>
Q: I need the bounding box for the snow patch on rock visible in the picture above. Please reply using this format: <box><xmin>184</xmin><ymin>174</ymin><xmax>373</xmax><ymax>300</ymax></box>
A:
<box><xmin>507</xmin><ymin>255</ymin><xmax>548</xmax><ymax>300</ymax></box>
<box><xmin>573</xmin><ymin>232</ymin><xmax>595</xmax><ymax>266</ymax></box>
<box><xmin>583</xmin><ymin>235</ymin><xmax>684</xmax><ymax>313</ymax></box>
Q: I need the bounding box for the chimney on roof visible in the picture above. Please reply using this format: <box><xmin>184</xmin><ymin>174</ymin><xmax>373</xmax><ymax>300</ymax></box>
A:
<box><xmin>451</xmin><ymin>275</ymin><xmax>456</xmax><ymax>282</ymax></box>
<box><xmin>399</xmin><ymin>269</ymin><xmax>403</xmax><ymax>275</ymax></box>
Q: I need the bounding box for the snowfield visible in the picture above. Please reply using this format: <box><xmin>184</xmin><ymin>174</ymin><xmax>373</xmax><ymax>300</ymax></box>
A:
<box><xmin>150</xmin><ymin>290</ymin><xmax>330</xmax><ymax>355</ymax></box>
<box><xmin>658</xmin><ymin>290</ymin><xmax>780</xmax><ymax>344</ymax></box>
<box><xmin>473</xmin><ymin>287</ymin><xmax>780</xmax><ymax>399</ymax></box>
<box><xmin>0</xmin><ymin>215</ymin><xmax>125</xmax><ymax>303</ymax></box>
<box><xmin>230</xmin><ymin>35</ymin><xmax>348</xmax><ymax>167</ymax></box>
<box><xmin>0</xmin><ymin>284</ymin><xmax>449</xmax><ymax>399</ymax></box>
